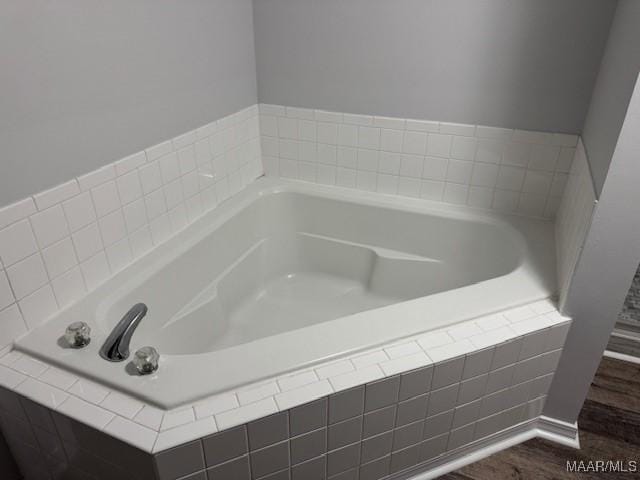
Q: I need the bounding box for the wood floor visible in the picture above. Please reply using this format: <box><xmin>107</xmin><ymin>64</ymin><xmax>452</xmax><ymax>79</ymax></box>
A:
<box><xmin>443</xmin><ymin>357</ymin><xmax>640</xmax><ymax>479</ymax></box>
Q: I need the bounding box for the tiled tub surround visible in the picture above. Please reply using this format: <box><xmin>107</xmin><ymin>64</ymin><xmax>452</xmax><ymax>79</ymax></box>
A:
<box><xmin>0</xmin><ymin>105</ymin><xmax>262</xmax><ymax>353</ymax></box>
<box><xmin>259</xmin><ymin>104</ymin><xmax>578</xmax><ymax>219</ymax></box>
<box><xmin>553</xmin><ymin>139</ymin><xmax>597</xmax><ymax>307</ymax></box>
<box><xmin>0</xmin><ymin>302</ymin><xmax>570</xmax><ymax>479</ymax></box>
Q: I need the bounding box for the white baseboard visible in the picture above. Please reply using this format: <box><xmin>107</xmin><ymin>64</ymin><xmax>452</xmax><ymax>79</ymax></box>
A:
<box><xmin>390</xmin><ymin>416</ymin><xmax>579</xmax><ymax>480</ymax></box>
<box><xmin>603</xmin><ymin>349</ymin><xmax>640</xmax><ymax>365</ymax></box>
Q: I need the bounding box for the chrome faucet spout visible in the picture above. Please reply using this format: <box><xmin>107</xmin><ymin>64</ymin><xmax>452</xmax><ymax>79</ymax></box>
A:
<box><xmin>100</xmin><ymin>303</ymin><xmax>148</xmax><ymax>362</ymax></box>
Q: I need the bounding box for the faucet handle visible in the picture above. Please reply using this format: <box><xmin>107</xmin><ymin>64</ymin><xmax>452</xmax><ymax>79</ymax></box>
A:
<box><xmin>133</xmin><ymin>346</ymin><xmax>159</xmax><ymax>375</ymax></box>
<box><xmin>64</xmin><ymin>321</ymin><xmax>91</xmax><ymax>348</ymax></box>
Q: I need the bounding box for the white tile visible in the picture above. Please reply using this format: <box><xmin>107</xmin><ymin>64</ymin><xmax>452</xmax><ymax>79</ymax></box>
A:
<box><xmin>405</xmin><ymin>119</ymin><xmax>439</xmax><ymax>132</ymax></box>
<box><xmin>0</xmin><ymin>305</ymin><xmax>27</xmax><ymax>348</ymax></box>
<box><xmin>475</xmin><ymin>126</ymin><xmax>512</xmax><ymax>141</ymax></box>
<box><xmin>105</xmin><ymin>416</ymin><xmax>157</xmax><ymax>451</ymax></box>
<box><xmin>146</xmin><ymin>141</ymin><xmax>173</xmax><ymax>162</ymax></box>
<box><xmin>470</xmin><ymin>327</ymin><xmax>517</xmax><ymax>349</ymax></box>
<box><xmin>215</xmin><ymin>397</ymin><xmax>278</xmax><ymax>432</ymax></box>
<box><xmin>343</xmin><ymin>113</ymin><xmax>373</xmax><ymax>126</ymax></box>
<box><xmin>34</xmin><ymin>180</ymin><xmax>80</xmax><ymax>211</ymax></box>
<box><xmin>522</xmin><ymin>171</ymin><xmax>553</xmax><ymax>195</ymax></box>
<box><xmin>149</xmin><ymin>214</ymin><xmax>172</xmax><ymax>245</ymax></box>
<box><xmin>154</xmin><ymin>418</ymin><xmax>217</xmax><ymax>452</ymax></box>
<box><xmin>503</xmin><ymin>142</ymin><xmax>531</xmax><ymax>167</ymax></box>
<box><xmin>30</xmin><ymin>205</ymin><xmax>69</xmax><ymax>248</ymax></box>
<box><xmin>328</xmin><ymin>364</ymin><xmax>384</xmax><ymax>392</ymax></box>
<box><xmin>450</xmin><ymin>137</ymin><xmax>477</xmax><ymax>161</ymax></box>
<box><xmin>351</xmin><ymin>350</ymin><xmax>389</xmax><ymax>369</ymax></box>
<box><xmin>338</xmin><ymin>124</ymin><xmax>358</xmax><ymax>147</ymax></box>
<box><xmin>38</xmin><ymin>367</ymin><xmax>77</xmax><ymax>391</ymax></box>
<box><xmin>134</xmin><ymin>405</ymin><xmax>165</xmax><ymax>431</ymax></box>
<box><xmin>374</xmin><ymin>116</ymin><xmax>405</xmax><ymax>129</ymax></box>
<box><xmin>123</xmin><ymin>199</ymin><xmax>148</xmax><ymax>233</ymax></box>
<box><xmin>475</xmin><ymin>139</ymin><xmax>504</xmax><ymax>164</ymax></box>
<box><xmin>552</xmin><ymin>133</ymin><xmax>578</xmax><ymax>147</ymax></box>
<box><xmin>90</xmin><ymin>181</ymin><xmax>121</xmax><ymax>218</ymax></box>
<box><xmin>518</xmin><ymin>193</ymin><xmax>546</xmax><ymax>217</ymax></box>
<box><xmin>62</xmin><ymin>192</ymin><xmax>96</xmax><ymax>232</ymax></box>
<box><xmin>160</xmin><ymin>407</ymin><xmax>195</xmax><ymax>431</ymax></box>
<box><xmin>42</xmin><ymin>238</ymin><xmax>77</xmax><ymax>278</ymax></box>
<box><xmin>402</xmin><ymin>131</ymin><xmax>427</xmax><ymax>155</ymax></box>
<box><xmin>380</xmin><ymin>129</ymin><xmax>404</xmax><ymax>153</ymax></box>
<box><xmin>278</xmin><ymin>117</ymin><xmax>298</xmax><ymax>139</ymax></box>
<box><xmin>277</xmin><ymin>370</ymin><xmax>319</xmax><ymax>392</ymax></box>
<box><xmin>317</xmin><ymin>123</ymin><xmax>338</xmax><ymax>145</ymax></box>
<box><xmin>299</xmin><ymin>120</ymin><xmax>317</xmax><ymax>142</ymax></box>
<box><xmin>512</xmin><ymin>130</ymin><xmax>551</xmax><ymax>144</ymax></box>
<box><xmin>495</xmin><ymin>165</ymin><xmax>526</xmax><ymax>190</ymax></box>
<box><xmin>105</xmin><ymin>238</ymin><xmax>132</xmax><ymax>273</ymax></box>
<box><xmin>467</xmin><ymin>186</ymin><xmax>494</xmax><ymax>208</ymax></box>
<box><xmin>72</xmin><ymin>223</ymin><xmax>103</xmax><ymax>262</ymax></box>
<box><xmin>115</xmin><ymin>151</ymin><xmax>146</xmax><ymax>176</ymax></box>
<box><xmin>443</xmin><ymin>183</ymin><xmax>469</xmax><ymax>205</ymax></box>
<box><xmin>0</xmin><ymin>270</ymin><xmax>14</xmax><ymax>310</ymax></box>
<box><xmin>68</xmin><ymin>378</ymin><xmax>110</xmax><ymax>404</ymax></box>
<box><xmin>181</xmin><ymin>171</ymin><xmax>200</xmax><ymax>199</ymax></box>
<box><xmin>58</xmin><ymin>396</ymin><xmax>114</xmax><ymax>430</ymax></box>
<box><xmin>163</xmin><ymin>180</ymin><xmax>184</xmax><ymax>210</ymax></box>
<box><xmin>421</xmin><ymin>180</ymin><xmax>445</xmax><ymax>201</ymax></box>
<box><xmin>0</xmin><ymin>198</ymin><xmax>37</xmax><ymax>231</ymax></box>
<box><xmin>422</xmin><ymin>157</ymin><xmax>448</xmax><ymax>181</ymax></box>
<box><xmin>471</xmin><ymin>163</ymin><xmax>499</xmax><ymax>187</ymax></box>
<box><xmin>379</xmin><ymin>352</ymin><xmax>432</xmax><ymax>376</ymax></box>
<box><xmin>315</xmin><ymin>360</ymin><xmax>354</xmax><ymax>379</ymax></box>
<box><xmin>77</xmin><ymin>165</ymin><xmax>115</xmax><ymax>191</ymax></box>
<box><xmin>503</xmin><ymin>306</ymin><xmax>538</xmax><ymax>323</ymax></box>
<box><xmin>237</xmin><ymin>382</ymin><xmax>279</xmax><ymax>405</ymax></box>
<box><xmin>556</xmin><ymin>147</ymin><xmax>575</xmax><ymax>173</ymax></box>
<box><xmin>492</xmin><ymin>189</ymin><xmax>520</xmax><ymax>213</ymax></box>
<box><xmin>446</xmin><ymin>160</ymin><xmax>473</xmax><ymax>184</ymax></box>
<box><xmin>529</xmin><ymin>145</ymin><xmax>560</xmax><ymax>171</ymax></box>
<box><xmin>51</xmin><ymin>267</ymin><xmax>86</xmax><ymax>308</ymax></box>
<box><xmin>440</xmin><ymin>123</ymin><xmax>475</xmax><ymax>136</ymax></box>
<box><xmin>427</xmin><ymin>134</ymin><xmax>452</xmax><ymax>157</ymax></box>
<box><xmin>417</xmin><ymin>331</ymin><xmax>454</xmax><ymax>350</ymax></box>
<box><xmin>144</xmin><ymin>189</ymin><xmax>167</xmax><ymax>221</ymax></box>
<box><xmin>379</xmin><ymin>152</ymin><xmax>401</xmax><ymax>174</ymax></box>
<box><xmin>19</xmin><ymin>285</ymin><xmax>58</xmax><ymax>328</ymax></box>
<box><xmin>158</xmin><ymin>152</ymin><xmax>180</xmax><ymax>184</ymax></box>
<box><xmin>172</xmin><ymin>131</ymin><xmax>196</xmax><ymax>150</ymax></box>
<box><xmin>384</xmin><ymin>342</ymin><xmax>422</xmax><ymax>359</ymax></box>
<box><xmin>138</xmin><ymin>162</ymin><xmax>163</xmax><ymax>194</ymax></box>
<box><xmin>275</xmin><ymin>379</ymin><xmax>333</xmax><ymax>410</ymax></box>
<box><xmin>475</xmin><ymin>313</ymin><xmax>510</xmax><ymax>332</ymax></box>
<box><xmin>12</xmin><ymin>355</ymin><xmax>48</xmax><ymax>377</ymax></box>
<box><xmin>447</xmin><ymin>322</ymin><xmax>484</xmax><ymax>341</ymax></box>
<box><xmin>116</xmin><ymin>171</ymin><xmax>143</xmax><ymax>205</ymax></box>
<box><xmin>16</xmin><ymin>378</ymin><xmax>68</xmax><ymax>408</ymax></box>
<box><xmin>426</xmin><ymin>340</ymin><xmax>475</xmax><ymax>363</ymax></box>
<box><xmin>399</xmin><ymin>155</ymin><xmax>424</xmax><ymax>178</ymax></box>
<box><xmin>376</xmin><ymin>174</ymin><xmax>399</xmax><ymax>195</ymax></box>
<box><xmin>510</xmin><ymin>317</ymin><xmax>553</xmax><ymax>336</ymax></box>
<box><xmin>177</xmin><ymin>146</ymin><xmax>197</xmax><ymax>174</ymax></box>
<box><xmin>194</xmin><ymin>393</ymin><xmax>239</xmax><ymax>419</ymax></box>
<box><xmin>98</xmin><ymin>210</ymin><xmax>127</xmax><ymax>246</ymax></box>
<box><xmin>358</xmin><ymin>126</ymin><xmax>380</xmax><ymax>149</ymax></box>
<box><xmin>315</xmin><ymin>109</ymin><xmax>342</xmax><ymax>123</ymax></box>
<box><xmin>529</xmin><ymin>299</ymin><xmax>556</xmax><ymax>315</ymax></box>
<box><xmin>6</xmin><ymin>253</ymin><xmax>48</xmax><ymax>299</ymax></box>
<box><xmin>0</xmin><ymin>364</ymin><xmax>27</xmax><ymax>389</ymax></box>
<box><xmin>100</xmin><ymin>392</ymin><xmax>144</xmax><ymax>418</ymax></box>
<box><xmin>0</xmin><ymin>350</ymin><xmax>22</xmax><ymax>366</ymax></box>
<box><xmin>79</xmin><ymin>251</ymin><xmax>111</xmax><ymax>290</ymax></box>
<box><xmin>168</xmin><ymin>204</ymin><xmax>188</xmax><ymax>232</ymax></box>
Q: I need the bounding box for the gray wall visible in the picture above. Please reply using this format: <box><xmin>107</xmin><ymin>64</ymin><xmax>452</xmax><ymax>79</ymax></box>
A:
<box><xmin>0</xmin><ymin>0</ymin><xmax>257</xmax><ymax>206</ymax></box>
<box><xmin>581</xmin><ymin>0</ymin><xmax>640</xmax><ymax>196</ymax></box>
<box><xmin>253</xmin><ymin>0</ymin><xmax>615</xmax><ymax>134</ymax></box>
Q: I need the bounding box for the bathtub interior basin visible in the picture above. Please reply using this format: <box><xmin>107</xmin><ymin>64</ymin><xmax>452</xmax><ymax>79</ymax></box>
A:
<box><xmin>15</xmin><ymin>178</ymin><xmax>556</xmax><ymax>408</ymax></box>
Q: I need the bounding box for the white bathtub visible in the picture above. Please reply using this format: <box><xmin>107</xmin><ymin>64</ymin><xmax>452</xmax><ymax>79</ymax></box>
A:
<box><xmin>16</xmin><ymin>178</ymin><xmax>556</xmax><ymax>408</ymax></box>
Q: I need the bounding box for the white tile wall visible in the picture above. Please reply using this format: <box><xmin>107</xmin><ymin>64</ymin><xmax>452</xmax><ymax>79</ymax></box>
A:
<box><xmin>259</xmin><ymin>105</ymin><xmax>577</xmax><ymax>218</ymax></box>
<box><xmin>0</xmin><ymin>105</ymin><xmax>262</xmax><ymax>351</ymax></box>
<box><xmin>554</xmin><ymin>139</ymin><xmax>597</xmax><ymax>307</ymax></box>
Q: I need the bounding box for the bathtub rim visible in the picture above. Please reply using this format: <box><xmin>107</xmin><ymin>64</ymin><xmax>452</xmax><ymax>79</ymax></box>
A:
<box><xmin>14</xmin><ymin>177</ymin><xmax>557</xmax><ymax>409</ymax></box>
